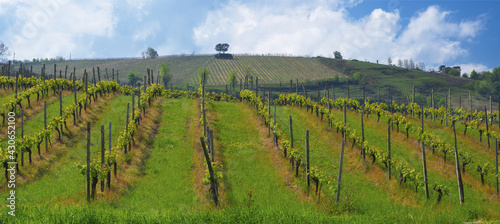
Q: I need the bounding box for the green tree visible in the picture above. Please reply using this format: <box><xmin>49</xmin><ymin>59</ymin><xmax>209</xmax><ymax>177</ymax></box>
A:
<box><xmin>227</xmin><ymin>69</ymin><xmax>237</xmax><ymax>91</ymax></box>
<box><xmin>470</xmin><ymin>70</ymin><xmax>479</xmax><ymax>80</ymax></box>
<box><xmin>198</xmin><ymin>67</ymin><xmax>210</xmax><ymax>85</ymax></box>
<box><xmin>387</xmin><ymin>57</ymin><xmax>392</xmax><ymax>66</ymax></box>
<box><xmin>160</xmin><ymin>63</ymin><xmax>172</xmax><ymax>87</ymax></box>
<box><xmin>142</xmin><ymin>47</ymin><xmax>159</xmax><ymax>59</ymax></box>
<box><xmin>215</xmin><ymin>43</ymin><xmax>230</xmax><ymax>54</ymax></box>
<box><xmin>127</xmin><ymin>72</ymin><xmax>143</xmax><ymax>86</ymax></box>
<box><xmin>333</xmin><ymin>51</ymin><xmax>342</xmax><ymax>59</ymax></box>
<box><xmin>448</xmin><ymin>68</ymin><xmax>460</xmax><ymax>77</ymax></box>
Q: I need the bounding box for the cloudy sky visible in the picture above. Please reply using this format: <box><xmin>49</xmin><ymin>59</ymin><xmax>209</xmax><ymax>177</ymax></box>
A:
<box><xmin>0</xmin><ymin>0</ymin><xmax>498</xmax><ymax>74</ymax></box>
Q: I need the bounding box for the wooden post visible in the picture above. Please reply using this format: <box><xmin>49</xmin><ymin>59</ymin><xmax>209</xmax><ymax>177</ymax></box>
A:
<box><xmin>86</xmin><ymin>122</ymin><xmax>91</xmax><ymax>203</ymax></box>
<box><xmin>485</xmin><ymin>106</ymin><xmax>490</xmax><ymax>148</ymax></box>
<box><xmin>445</xmin><ymin>94</ymin><xmax>448</xmax><ymax>127</ymax></box>
<box><xmin>256</xmin><ymin>77</ymin><xmax>258</xmax><ymax>96</ymax></box>
<box><xmin>65</xmin><ymin>65</ymin><xmax>68</xmax><ymax>80</ymax></box>
<box><xmin>336</xmin><ymin>137</ymin><xmax>345</xmax><ymax>203</ymax></box>
<box><xmin>421</xmin><ymin>106</ymin><xmax>429</xmax><ymax>199</ymax></box>
<box><xmin>289</xmin><ymin>115</ymin><xmax>293</xmax><ymax>149</ymax></box>
<box><xmin>44</xmin><ymin>101</ymin><xmax>48</xmax><ymax>153</ymax></box>
<box><xmin>452</xmin><ymin>122</ymin><xmax>465</xmax><ymax>204</ymax></box>
<box><xmin>200</xmin><ymin>137</ymin><xmax>218</xmax><ymax>206</ymax></box>
<box><xmin>202</xmin><ymin>72</ymin><xmax>207</xmax><ymax>137</ymax></box>
<box><xmin>361</xmin><ymin>105</ymin><xmax>365</xmax><ymax>161</ymax></box>
<box><xmin>387</xmin><ymin>125</ymin><xmax>391</xmax><ymax>180</ymax></box>
<box><xmin>268</xmin><ymin>91</ymin><xmax>271</xmax><ymax>137</ymax></box>
<box><xmin>108</xmin><ymin>121</ymin><xmax>112</xmax><ymax>189</ymax></box>
<box><xmin>274</xmin><ymin>101</ymin><xmax>277</xmax><ymax>145</ymax></box>
<box><xmin>306</xmin><ymin>130</ymin><xmax>310</xmax><ymax>191</ymax></box>
<box><xmin>21</xmin><ymin>108</ymin><xmax>24</xmax><ymax>166</ymax></box>
<box><xmin>101</xmin><ymin>125</ymin><xmax>105</xmax><ymax>192</ymax></box>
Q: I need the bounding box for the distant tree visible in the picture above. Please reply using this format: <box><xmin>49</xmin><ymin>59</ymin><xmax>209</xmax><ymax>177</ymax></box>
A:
<box><xmin>462</xmin><ymin>73</ymin><xmax>469</xmax><ymax>78</ymax></box>
<box><xmin>397</xmin><ymin>59</ymin><xmax>403</xmax><ymax>67</ymax></box>
<box><xmin>439</xmin><ymin>65</ymin><xmax>446</xmax><ymax>73</ymax></box>
<box><xmin>469</xmin><ymin>70</ymin><xmax>479</xmax><ymax>80</ymax></box>
<box><xmin>215</xmin><ymin>43</ymin><xmax>230</xmax><ymax>54</ymax></box>
<box><xmin>333</xmin><ymin>51</ymin><xmax>342</xmax><ymax>59</ymax></box>
<box><xmin>142</xmin><ymin>47</ymin><xmax>159</xmax><ymax>59</ymax></box>
<box><xmin>403</xmin><ymin>59</ymin><xmax>409</xmax><ymax>69</ymax></box>
<box><xmin>159</xmin><ymin>63</ymin><xmax>172</xmax><ymax>87</ymax></box>
<box><xmin>409</xmin><ymin>59</ymin><xmax>415</xmax><ymax>69</ymax></box>
<box><xmin>387</xmin><ymin>57</ymin><xmax>392</xmax><ymax>66</ymax></box>
<box><xmin>227</xmin><ymin>69</ymin><xmax>237</xmax><ymax>91</ymax></box>
<box><xmin>198</xmin><ymin>67</ymin><xmax>210</xmax><ymax>85</ymax></box>
<box><xmin>0</xmin><ymin>41</ymin><xmax>9</xmax><ymax>62</ymax></box>
<box><xmin>127</xmin><ymin>72</ymin><xmax>143</xmax><ymax>86</ymax></box>
<box><xmin>448</xmin><ymin>68</ymin><xmax>460</xmax><ymax>77</ymax></box>
<box><xmin>418</xmin><ymin>62</ymin><xmax>425</xmax><ymax>71</ymax></box>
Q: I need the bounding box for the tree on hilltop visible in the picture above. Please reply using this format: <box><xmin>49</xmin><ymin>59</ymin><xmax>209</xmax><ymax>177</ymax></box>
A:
<box><xmin>215</xmin><ymin>43</ymin><xmax>230</xmax><ymax>54</ymax></box>
<box><xmin>142</xmin><ymin>47</ymin><xmax>159</xmax><ymax>59</ymax></box>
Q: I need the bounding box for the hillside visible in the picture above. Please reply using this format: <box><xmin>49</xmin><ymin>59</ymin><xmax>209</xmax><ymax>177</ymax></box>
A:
<box><xmin>20</xmin><ymin>54</ymin><xmax>489</xmax><ymax>108</ymax></box>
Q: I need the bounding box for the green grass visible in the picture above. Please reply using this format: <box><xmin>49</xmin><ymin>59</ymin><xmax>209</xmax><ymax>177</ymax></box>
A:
<box><xmin>113</xmin><ymin>98</ymin><xmax>199</xmax><ymax>212</ymax></box>
<box><xmin>213</xmin><ymin>101</ymin><xmax>317</xmax><ymax>211</ymax></box>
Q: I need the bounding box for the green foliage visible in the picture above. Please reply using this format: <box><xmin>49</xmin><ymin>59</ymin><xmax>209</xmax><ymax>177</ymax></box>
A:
<box><xmin>127</xmin><ymin>72</ymin><xmax>143</xmax><ymax>86</ymax></box>
<box><xmin>160</xmin><ymin>62</ymin><xmax>172</xmax><ymax>87</ymax></box>
<box><xmin>448</xmin><ymin>68</ymin><xmax>460</xmax><ymax>76</ymax></box>
<box><xmin>142</xmin><ymin>47</ymin><xmax>158</xmax><ymax>59</ymax></box>
<box><xmin>334</xmin><ymin>51</ymin><xmax>343</xmax><ymax>59</ymax></box>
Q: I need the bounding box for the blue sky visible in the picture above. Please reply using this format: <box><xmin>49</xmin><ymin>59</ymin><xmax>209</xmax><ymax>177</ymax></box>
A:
<box><xmin>0</xmin><ymin>0</ymin><xmax>498</xmax><ymax>74</ymax></box>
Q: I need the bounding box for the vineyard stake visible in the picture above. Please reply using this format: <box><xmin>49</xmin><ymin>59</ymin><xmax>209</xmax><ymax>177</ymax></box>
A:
<box><xmin>421</xmin><ymin>106</ymin><xmax>429</xmax><ymax>199</ymax></box>
<box><xmin>445</xmin><ymin>94</ymin><xmax>448</xmax><ymax>127</ymax></box>
<box><xmin>432</xmin><ymin>89</ymin><xmax>435</xmax><ymax>121</ymax></box>
<box><xmin>289</xmin><ymin>115</ymin><xmax>293</xmax><ymax>150</ymax></box>
<box><xmin>452</xmin><ymin>121</ymin><xmax>465</xmax><ymax>204</ymax></box>
<box><xmin>21</xmin><ymin>107</ymin><xmax>24</xmax><ymax>166</ymax></box>
<box><xmin>268</xmin><ymin>91</ymin><xmax>271</xmax><ymax>137</ymax></box>
<box><xmin>200</xmin><ymin>137</ymin><xmax>218</xmax><ymax>206</ymax></box>
<box><xmin>361</xmin><ymin>105</ymin><xmax>365</xmax><ymax>161</ymax></box>
<box><xmin>202</xmin><ymin>72</ymin><xmax>207</xmax><ymax>137</ymax></box>
<box><xmin>108</xmin><ymin>121</ymin><xmax>112</xmax><ymax>188</ymax></box>
<box><xmin>101</xmin><ymin>125</ymin><xmax>105</xmax><ymax>192</ymax></box>
<box><xmin>125</xmin><ymin>103</ymin><xmax>130</xmax><ymax>153</ymax></box>
<box><xmin>274</xmin><ymin>101</ymin><xmax>277</xmax><ymax>145</ymax></box>
<box><xmin>306</xmin><ymin>130</ymin><xmax>310</xmax><ymax>192</ymax></box>
<box><xmin>387</xmin><ymin>125</ymin><xmax>391</xmax><ymax>180</ymax></box>
<box><xmin>336</xmin><ymin>137</ymin><xmax>345</xmax><ymax>203</ymax></box>
<box><xmin>86</xmin><ymin>122</ymin><xmax>91</xmax><ymax>203</ymax></box>
<box><xmin>44</xmin><ymin>101</ymin><xmax>48</xmax><ymax>153</ymax></box>
<box><xmin>485</xmin><ymin>106</ymin><xmax>490</xmax><ymax>148</ymax></box>
<box><xmin>59</xmin><ymin>89</ymin><xmax>63</xmax><ymax>139</ymax></box>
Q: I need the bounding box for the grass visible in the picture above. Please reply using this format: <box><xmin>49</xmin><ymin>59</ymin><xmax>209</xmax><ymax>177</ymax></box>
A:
<box><xmin>212</xmin><ymin>101</ymin><xmax>318</xmax><ymax>212</ymax></box>
<box><xmin>113</xmin><ymin>98</ymin><xmax>199</xmax><ymax>212</ymax></box>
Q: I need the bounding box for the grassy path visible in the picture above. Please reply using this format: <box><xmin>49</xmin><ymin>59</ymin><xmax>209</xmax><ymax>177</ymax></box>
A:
<box><xmin>115</xmin><ymin>98</ymin><xmax>199</xmax><ymax>212</ymax></box>
<box><xmin>213</xmin><ymin>102</ymin><xmax>316</xmax><ymax>212</ymax></box>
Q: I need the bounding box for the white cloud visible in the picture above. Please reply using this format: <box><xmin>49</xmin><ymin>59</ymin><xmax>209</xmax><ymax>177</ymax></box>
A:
<box><xmin>459</xmin><ymin>63</ymin><xmax>491</xmax><ymax>75</ymax></box>
<box><xmin>193</xmin><ymin>3</ymin><xmax>484</xmax><ymax>67</ymax></box>
<box><xmin>133</xmin><ymin>21</ymin><xmax>160</xmax><ymax>41</ymax></box>
<box><xmin>2</xmin><ymin>0</ymin><xmax>116</xmax><ymax>60</ymax></box>
<box><xmin>126</xmin><ymin>0</ymin><xmax>151</xmax><ymax>21</ymax></box>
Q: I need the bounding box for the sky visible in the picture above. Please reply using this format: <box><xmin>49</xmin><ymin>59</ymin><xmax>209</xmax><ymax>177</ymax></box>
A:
<box><xmin>0</xmin><ymin>0</ymin><xmax>498</xmax><ymax>75</ymax></box>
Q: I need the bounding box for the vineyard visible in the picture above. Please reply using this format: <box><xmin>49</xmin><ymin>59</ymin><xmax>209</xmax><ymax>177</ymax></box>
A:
<box><xmin>0</xmin><ymin>73</ymin><xmax>499</xmax><ymax>223</ymax></box>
